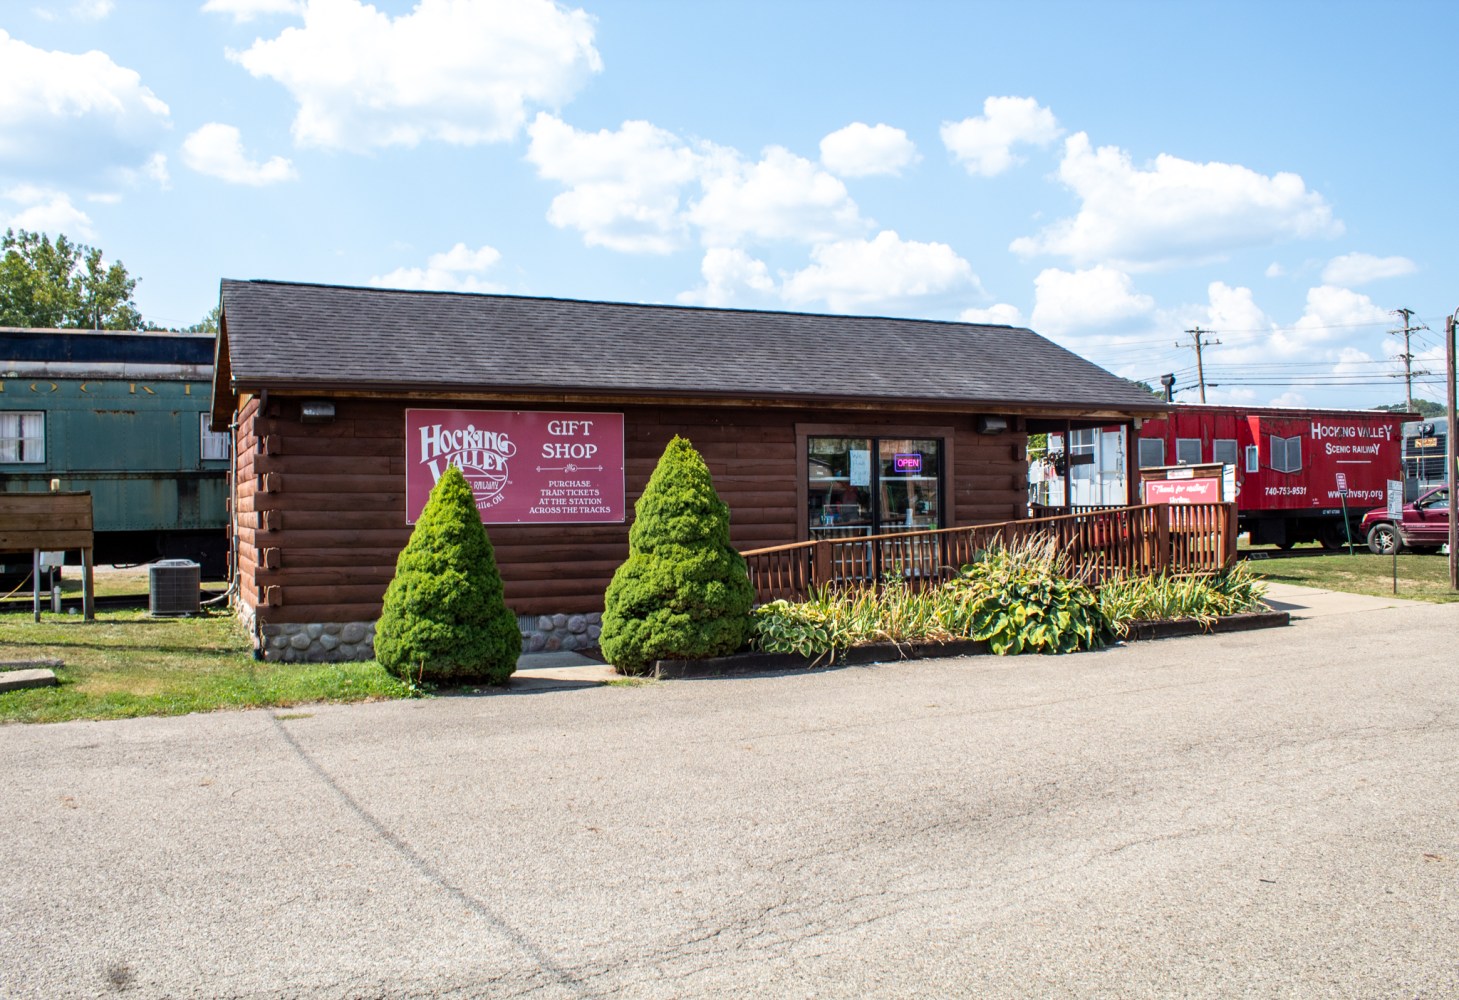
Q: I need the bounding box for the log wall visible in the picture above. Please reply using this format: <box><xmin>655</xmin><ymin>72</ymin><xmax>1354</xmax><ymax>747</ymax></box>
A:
<box><xmin>235</xmin><ymin>396</ymin><xmax>1027</xmax><ymax>624</ymax></box>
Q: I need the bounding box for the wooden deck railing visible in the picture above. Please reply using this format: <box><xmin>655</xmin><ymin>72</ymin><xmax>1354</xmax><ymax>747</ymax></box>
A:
<box><xmin>740</xmin><ymin>502</ymin><xmax>1238</xmax><ymax>604</ymax></box>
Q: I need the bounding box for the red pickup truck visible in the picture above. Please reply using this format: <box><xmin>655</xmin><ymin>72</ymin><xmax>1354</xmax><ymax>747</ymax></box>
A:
<box><xmin>1359</xmin><ymin>486</ymin><xmax>1451</xmax><ymax>554</ymax></box>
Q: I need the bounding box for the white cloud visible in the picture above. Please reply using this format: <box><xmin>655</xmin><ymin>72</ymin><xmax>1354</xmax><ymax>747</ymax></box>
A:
<box><xmin>181</xmin><ymin>123</ymin><xmax>298</xmax><ymax>185</ymax></box>
<box><xmin>528</xmin><ymin>115</ymin><xmax>871</xmax><ymax>254</ymax></box>
<box><xmin>36</xmin><ymin>0</ymin><xmax>116</xmax><ymax>19</ymax></box>
<box><xmin>72</xmin><ymin>0</ymin><xmax>115</xmax><ymax>19</ymax></box>
<box><xmin>1204</xmin><ymin>281</ymin><xmax>1269</xmax><ymax>341</ymax></box>
<box><xmin>143</xmin><ymin>152</ymin><xmax>170</xmax><ymax>188</ymax></box>
<box><xmin>1320</xmin><ymin>252</ymin><xmax>1417</xmax><ymax>286</ymax></box>
<box><xmin>369</xmin><ymin>243</ymin><xmax>504</xmax><ymax>293</ymax></box>
<box><xmin>1264</xmin><ymin>390</ymin><xmax>1310</xmax><ymax>408</ymax></box>
<box><xmin>201</xmin><ymin>0</ymin><xmax>303</xmax><ymax>21</ymax></box>
<box><xmin>819</xmin><ymin>122</ymin><xmax>918</xmax><ymax>177</ymax></box>
<box><xmin>1291</xmin><ymin>284</ymin><xmax>1390</xmax><ymax>338</ymax></box>
<box><xmin>690</xmin><ymin>145</ymin><xmax>867</xmax><ymax>247</ymax></box>
<box><xmin>780</xmin><ymin>230</ymin><xmax>980</xmax><ymax>313</ymax></box>
<box><xmin>677</xmin><ymin>248</ymin><xmax>776</xmax><ymax>308</ymax></box>
<box><xmin>2</xmin><ymin>186</ymin><xmax>95</xmax><ymax>238</ymax></box>
<box><xmin>0</xmin><ymin>30</ymin><xmax>171</xmax><ymax>178</ymax></box>
<box><xmin>941</xmin><ymin>96</ymin><xmax>1062</xmax><ymax>177</ymax></box>
<box><xmin>526</xmin><ymin>114</ymin><xmax>698</xmax><ymax>253</ymax></box>
<box><xmin>1029</xmin><ymin>265</ymin><xmax>1155</xmax><ymax>335</ymax></box>
<box><xmin>959</xmin><ymin>304</ymin><xmax>1025</xmax><ymax>327</ymax></box>
<box><xmin>1011</xmin><ymin>132</ymin><xmax>1342</xmax><ymax>268</ymax></box>
<box><xmin>231</xmin><ymin>0</ymin><xmax>601</xmax><ymax>151</ymax></box>
<box><xmin>1264</xmin><ymin>261</ymin><xmax>1286</xmax><ymax>278</ymax></box>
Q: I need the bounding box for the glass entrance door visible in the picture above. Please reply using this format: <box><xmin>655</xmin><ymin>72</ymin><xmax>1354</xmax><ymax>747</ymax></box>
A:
<box><xmin>877</xmin><ymin>439</ymin><xmax>941</xmax><ymax>534</ymax></box>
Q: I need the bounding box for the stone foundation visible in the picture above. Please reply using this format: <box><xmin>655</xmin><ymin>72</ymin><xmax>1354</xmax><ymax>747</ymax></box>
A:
<box><xmin>260</xmin><ymin>621</ymin><xmax>377</xmax><ymax>662</ymax></box>
<box><xmin>246</xmin><ymin>606</ymin><xmax>601</xmax><ymax>662</ymax></box>
<box><xmin>522</xmin><ymin>612</ymin><xmax>602</xmax><ymax>653</ymax></box>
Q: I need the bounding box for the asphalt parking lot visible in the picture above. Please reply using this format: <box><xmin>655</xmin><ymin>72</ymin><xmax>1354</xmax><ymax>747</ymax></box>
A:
<box><xmin>2</xmin><ymin>592</ymin><xmax>1458</xmax><ymax>999</ymax></box>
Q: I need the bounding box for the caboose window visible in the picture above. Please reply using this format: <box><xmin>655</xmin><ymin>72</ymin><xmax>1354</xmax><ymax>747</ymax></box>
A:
<box><xmin>1175</xmin><ymin>438</ymin><xmax>1202</xmax><ymax>465</ymax></box>
<box><xmin>1138</xmin><ymin>438</ymin><xmax>1164</xmax><ymax>468</ymax></box>
<box><xmin>0</xmin><ymin>411</ymin><xmax>44</xmax><ymax>463</ymax></box>
<box><xmin>1270</xmin><ymin>435</ymin><xmax>1302</xmax><ymax>474</ymax></box>
<box><xmin>199</xmin><ymin>414</ymin><xmax>231</xmax><ymax>461</ymax></box>
<box><xmin>1212</xmin><ymin>439</ymin><xmax>1237</xmax><ymax>468</ymax></box>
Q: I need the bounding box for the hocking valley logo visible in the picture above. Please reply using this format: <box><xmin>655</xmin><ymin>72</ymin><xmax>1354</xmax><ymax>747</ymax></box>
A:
<box><xmin>418</xmin><ymin>422</ymin><xmax>517</xmax><ymax>505</ymax></box>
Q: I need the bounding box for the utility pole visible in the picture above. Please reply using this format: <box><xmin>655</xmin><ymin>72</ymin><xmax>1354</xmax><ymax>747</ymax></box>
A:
<box><xmin>1446</xmin><ymin>310</ymin><xmax>1456</xmax><ymax>591</ymax></box>
<box><xmin>1177</xmin><ymin>327</ymin><xmax>1220</xmax><ymax>403</ymax></box>
<box><xmin>1389</xmin><ymin>307</ymin><xmax>1429</xmax><ymax>411</ymax></box>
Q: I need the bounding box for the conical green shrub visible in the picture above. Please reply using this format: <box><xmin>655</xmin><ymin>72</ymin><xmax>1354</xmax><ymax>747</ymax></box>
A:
<box><xmin>600</xmin><ymin>436</ymin><xmax>755</xmax><ymax>674</ymax></box>
<box><xmin>374</xmin><ymin>465</ymin><xmax>521</xmax><ymax>684</ymax></box>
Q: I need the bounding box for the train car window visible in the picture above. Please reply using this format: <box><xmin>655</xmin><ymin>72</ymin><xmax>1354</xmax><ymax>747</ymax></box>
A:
<box><xmin>0</xmin><ymin>411</ymin><xmax>45</xmax><ymax>463</ymax></box>
<box><xmin>1175</xmin><ymin>438</ymin><xmax>1202</xmax><ymax>465</ymax></box>
<box><xmin>1244</xmin><ymin>445</ymin><xmax>1259</xmax><ymax>473</ymax></box>
<box><xmin>1212</xmin><ymin>439</ymin><xmax>1237</xmax><ymax>467</ymax></box>
<box><xmin>199</xmin><ymin>414</ymin><xmax>231</xmax><ymax>461</ymax></box>
<box><xmin>1138</xmin><ymin>438</ymin><xmax>1164</xmax><ymax>468</ymax></box>
<box><xmin>1270</xmin><ymin>435</ymin><xmax>1302</xmax><ymax>474</ymax></box>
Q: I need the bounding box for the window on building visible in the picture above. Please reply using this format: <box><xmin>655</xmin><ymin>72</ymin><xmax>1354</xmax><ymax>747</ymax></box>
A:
<box><xmin>199</xmin><ymin>414</ymin><xmax>231</xmax><ymax>461</ymax></box>
<box><xmin>1212</xmin><ymin>439</ymin><xmax>1237</xmax><ymax>468</ymax></box>
<box><xmin>0</xmin><ymin>411</ymin><xmax>44</xmax><ymax>463</ymax></box>
<box><xmin>1270</xmin><ymin>435</ymin><xmax>1302</xmax><ymax>474</ymax></box>
<box><xmin>1068</xmin><ymin>428</ymin><xmax>1096</xmax><ymax>482</ymax></box>
<box><xmin>1175</xmin><ymin>438</ymin><xmax>1202</xmax><ymax>465</ymax></box>
<box><xmin>1138</xmin><ymin>438</ymin><xmax>1165</xmax><ymax>469</ymax></box>
<box><xmin>807</xmin><ymin>435</ymin><xmax>942</xmax><ymax>537</ymax></box>
<box><xmin>1245</xmin><ymin>445</ymin><xmax>1259</xmax><ymax>473</ymax></box>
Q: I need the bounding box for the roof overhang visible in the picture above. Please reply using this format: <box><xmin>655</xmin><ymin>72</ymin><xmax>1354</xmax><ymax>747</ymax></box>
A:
<box><xmin>215</xmin><ymin>375</ymin><xmax>1169</xmax><ymax>423</ymax></box>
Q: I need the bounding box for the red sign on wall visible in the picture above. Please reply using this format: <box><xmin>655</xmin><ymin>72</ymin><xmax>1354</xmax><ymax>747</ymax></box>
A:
<box><xmin>404</xmin><ymin>409</ymin><xmax>625</xmax><ymax>525</ymax></box>
<box><xmin>1145</xmin><ymin>478</ymin><xmax>1221</xmax><ymax>504</ymax></box>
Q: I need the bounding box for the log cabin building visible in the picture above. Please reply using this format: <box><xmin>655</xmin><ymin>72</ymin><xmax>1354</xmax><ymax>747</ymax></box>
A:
<box><xmin>210</xmin><ymin>279</ymin><xmax>1165</xmax><ymax>661</ymax></box>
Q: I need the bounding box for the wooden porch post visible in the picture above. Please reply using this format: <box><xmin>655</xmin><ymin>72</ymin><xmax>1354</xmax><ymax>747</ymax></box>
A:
<box><xmin>1156</xmin><ymin>505</ymin><xmax>1171</xmax><ymax>575</ymax></box>
<box><xmin>1126</xmin><ymin>421</ymin><xmax>1139</xmax><ymax>506</ymax></box>
<box><xmin>813</xmin><ymin>540</ymin><xmax>831</xmax><ymax>593</ymax></box>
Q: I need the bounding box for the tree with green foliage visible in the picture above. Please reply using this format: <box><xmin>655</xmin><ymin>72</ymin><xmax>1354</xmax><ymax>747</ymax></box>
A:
<box><xmin>184</xmin><ymin>304</ymin><xmax>221</xmax><ymax>334</ymax></box>
<box><xmin>0</xmin><ymin>228</ymin><xmax>143</xmax><ymax>330</ymax></box>
<box><xmin>374</xmin><ymin>465</ymin><xmax>521</xmax><ymax>685</ymax></box>
<box><xmin>600</xmin><ymin>435</ymin><xmax>755</xmax><ymax>674</ymax></box>
<box><xmin>1378</xmin><ymin>398</ymin><xmax>1443</xmax><ymax>418</ymax></box>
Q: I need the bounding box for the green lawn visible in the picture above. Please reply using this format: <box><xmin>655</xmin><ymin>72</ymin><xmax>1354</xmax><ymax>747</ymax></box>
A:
<box><xmin>1250</xmin><ymin>551</ymin><xmax>1459</xmax><ymax>604</ymax></box>
<box><xmin>0</xmin><ymin>609</ymin><xmax>411</xmax><ymax>724</ymax></box>
<box><xmin>52</xmin><ymin>566</ymin><xmax>230</xmax><ymax>600</ymax></box>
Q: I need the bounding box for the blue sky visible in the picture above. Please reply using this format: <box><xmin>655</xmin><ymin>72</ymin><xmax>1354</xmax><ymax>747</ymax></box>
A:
<box><xmin>2</xmin><ymin>0</ymin><xmax>1455</xmax><ymax>410</ymax></box>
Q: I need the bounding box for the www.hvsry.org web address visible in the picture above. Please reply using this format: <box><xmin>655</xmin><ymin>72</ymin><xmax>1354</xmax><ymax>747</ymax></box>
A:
<box><xmin>1327</xmin><ymin>489</ymin><xmax>1382</xmax><ymax>501</ymax></box>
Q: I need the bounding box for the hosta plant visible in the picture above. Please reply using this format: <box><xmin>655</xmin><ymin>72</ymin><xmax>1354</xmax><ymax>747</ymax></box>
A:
<box><xmin>941</xmin><ymin>534</ymin><xmax>1112</xmax><ymax>655</ymax></box>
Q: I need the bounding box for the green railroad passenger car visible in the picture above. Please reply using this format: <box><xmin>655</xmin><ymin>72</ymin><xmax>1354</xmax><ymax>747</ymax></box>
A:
<box><xmin>0</xmin><ymin>328</ymin><xmax>228</xmax><ymax>576</ymax></box>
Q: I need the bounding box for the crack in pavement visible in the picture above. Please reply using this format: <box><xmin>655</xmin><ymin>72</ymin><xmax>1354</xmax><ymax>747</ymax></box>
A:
<box><xmin>266</xmin><ymin>713</ymin><xmax>591</xmax><ymax>999</ymax></box>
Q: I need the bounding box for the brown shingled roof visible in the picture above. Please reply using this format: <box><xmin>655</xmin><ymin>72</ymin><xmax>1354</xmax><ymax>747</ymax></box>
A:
<box><xmin>215</xmin><ymin>279</ymin><xmax>1165</xmax><ymax>415</ymax></box>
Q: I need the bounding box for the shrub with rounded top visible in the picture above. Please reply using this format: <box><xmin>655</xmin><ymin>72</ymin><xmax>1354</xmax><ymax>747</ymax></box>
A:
<box><xmin>599</xmin><ymin>435</ymin><xmax>755</xmax><ymax>674</ymax></box>
<box><xmin>374</xmin><ymin>465</ymin><xmax>521</xmax><ymax>685</ymax></box>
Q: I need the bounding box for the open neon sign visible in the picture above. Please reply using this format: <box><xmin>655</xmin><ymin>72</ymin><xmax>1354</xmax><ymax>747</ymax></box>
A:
<box><xmin>893</xmin><ymin>453</ymin><xmax>922</xmax><ymax>473</ymax></box>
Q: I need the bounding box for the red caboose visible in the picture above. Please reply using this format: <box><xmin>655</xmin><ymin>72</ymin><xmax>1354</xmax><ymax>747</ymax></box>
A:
<box><xmin>1136</xmin><ymin>404</ymin><xmax>1409</xmax><ymax>548</ymax></box>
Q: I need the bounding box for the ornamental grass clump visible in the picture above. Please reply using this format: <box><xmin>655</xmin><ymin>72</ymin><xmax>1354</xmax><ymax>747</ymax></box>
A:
<box><xmin>753</xmin><ymin>579</ymin><xmax>960</xmax><ymax>664</ymax></box>
<box><xmin>599</xmin><ymin>436</ymin><xmax>755</xmax><ymax>675</ymax></box>
<box><xmin>1098</xmin><ymin>561</ymin><xmax>1268</xmax><ymax>638</ymax></box>
<box><xmin>374</xmin><ymin>465</ymin><xmax>521</xmax><ymax>686</ymax></box>
<box><xmin>941</xmin><ymin>533</ymin><xmax>1112</xmax><ymax>655</ymax></box>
